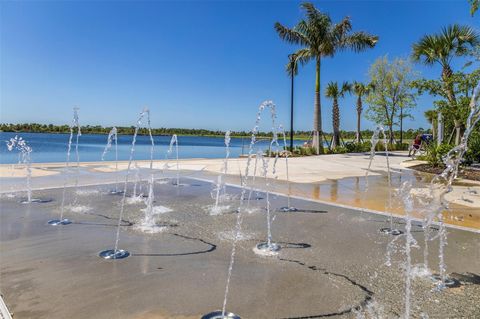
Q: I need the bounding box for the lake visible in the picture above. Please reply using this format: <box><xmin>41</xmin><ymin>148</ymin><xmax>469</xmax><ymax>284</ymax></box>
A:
<box><xmin>0</xmin><ymin>132</ymin><xmax>308</xmax><ymax>164</ymax></box>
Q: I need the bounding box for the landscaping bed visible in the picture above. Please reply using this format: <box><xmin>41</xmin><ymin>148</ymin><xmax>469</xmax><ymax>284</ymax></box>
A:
<box><xmin>410</xmin><ymin>163</ymin><xmax>480</xmax><ymax>182</ymax></box>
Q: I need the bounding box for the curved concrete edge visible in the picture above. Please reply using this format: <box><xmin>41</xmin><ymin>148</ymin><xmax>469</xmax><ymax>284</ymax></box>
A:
<box><xmin>0</xmin><ymin>294</ymin><xmax>13</xmax><ymax>319</ymax></box>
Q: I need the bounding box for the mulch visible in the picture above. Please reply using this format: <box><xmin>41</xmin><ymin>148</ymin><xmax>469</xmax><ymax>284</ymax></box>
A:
<box><xmin>410</xmin><ymin>163</ymin><xmax>480</xmax><ymax>182</ymax></box>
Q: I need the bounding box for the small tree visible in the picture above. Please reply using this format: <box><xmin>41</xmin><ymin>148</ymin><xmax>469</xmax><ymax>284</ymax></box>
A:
<box><xmin>365</xmin><ymin>56</ymin><xmax>416</xmax><ymax>144</ymax></box>
<box><xmin>412</xmin><ymin>24</ymin><xmax>479</xmax><ymax>144</ymax></box>
<box><xmin>352</xmin><ymin>81</ymin><xmax>375</xmax><ymax>143</ymax></box>
<box><xmin>325</xmin><ymin>81</ymin><xmax>351</xmax><ymax>149</ymax></box>
<box><xmin>412</xmin><ymin>69</ymin><xmax>480</xmax><ymax>144</ymax></box>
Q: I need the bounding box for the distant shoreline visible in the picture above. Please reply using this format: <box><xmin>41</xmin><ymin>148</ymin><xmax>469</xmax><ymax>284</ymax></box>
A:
<box><xmin>0</xmin><ymin>130</ymin><xmax>310</xmax><ymax>140</ymax></box>
<box><xmin>0</xmin><ymin>123</ymin><xmax>424</xmax><ymax>141</ymax></box>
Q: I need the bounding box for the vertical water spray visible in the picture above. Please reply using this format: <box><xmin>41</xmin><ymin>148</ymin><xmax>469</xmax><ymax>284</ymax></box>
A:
<box><xmin>6</xmin><ymin>136</ymin><xmax>33</xmax><ymax>203</ymax></box>
<box><xmin>261</xmin><ymin>154</ymin><xmax>275</xmax><ymax>249</ymax></box>
<box><xmin>72</xmin><ymin>107</ymin><xmax>82</xmax><ymax>205</ymax></box>
<box><xmin>131</xmin><ymin>162</ymin><xmax>141</xmax><ymax>198</ymax></box>
<box><xmin>252</xmin><ymin>103</ymin><xmax>282</xmax><ymax>257</ymax></box>
<box><xmin>424</xmin><ymin>83</ymin><xmax>480</xmax><ymax>289</ymax></box>
<box><xmin>203</xmin><ymin>100</ymin><xmax>280</xmax><ymax>319</ymax></box>
<box><xmin>140</xmin><ymin>110</ymin><xmax>158</xmax><ymax>231</ymax></box>
<box><xmin>366</xmin><ymin>126</ymin><xmax>401</xmax><ymax>236</ymax></box>
<box><xmin>211</xmin><ymin>131</ymin><xmax>231</xmax><ymax>214</ymax></box>
<box><xmin>246</xmin><ymin>150</ymin><xmax>263</xmax><ymax>210</ymax></box>
<box><xmin>48</xmin><ymin>107</ymin><xmax>80</xmax><ymax>226</ymax></box>
<box><xmin>98</xmin><ymin>108</ymin><xmax>151</xmax><ymax>260</ymax></box>
<box><xmin>166</xmin><ymin>134</ymin><xmax>180</xmax><ymax>186</ymax></box>
<box><xmin>102</xmin><ymin>127</ymin><xmax>122</xmax><ymax>194</ymax></box>
<box><xmin>365</xmin><ymin>127</ymin><xmax>381</xmax><ymax>187</ymax></box>
<box><xmin>401</xmin><ymin>181</ymin><xmax>417</xmax><ymax>319</ymax></box>
<box><xmin>365</xmin><ymin>126</ymin><xmax>391</xmax><ymax>186</ymax></box>
<box><xmin>278</xmin><ymin>124</ymin><xmax>298</xmax><ymax>212</ymax></box>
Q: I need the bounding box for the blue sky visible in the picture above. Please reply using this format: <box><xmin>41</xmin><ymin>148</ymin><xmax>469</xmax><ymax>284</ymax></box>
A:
<box><xmin>0</xmin><ymin>0</ymin><xmax>478</xmax><ymax>133</ymax></box>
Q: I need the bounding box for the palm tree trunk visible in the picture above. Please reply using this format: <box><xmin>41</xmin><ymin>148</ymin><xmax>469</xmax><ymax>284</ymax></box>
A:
<box><xmin>356</xmin><ymin>96</ymin><xmax>362</xmax><ymax>144</ymax></box>
<box><xmin>332</xmin><ymin>99</ymin><xmax>340</xmax><ymax>149</ymax></box>
<box><xmin>442</xmin><ymin>65</ymin><xmax>456</xmax><ymax>106</ymax></box>
<box><xmin>312</xmin><ymin>56</ymin><xmax>323</xmax><ymax>154</ymax></box>
<box><xmin>442</xmin><ymin>64</ymin><xmax>461</xmax><ymax>145</ymax></box>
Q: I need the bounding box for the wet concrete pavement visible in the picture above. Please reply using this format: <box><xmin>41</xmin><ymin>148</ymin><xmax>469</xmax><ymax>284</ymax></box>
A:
<box><xmin>1</xmin><ymin>179</ymin><xmax>479</xmax><ymax>318</ymax></box>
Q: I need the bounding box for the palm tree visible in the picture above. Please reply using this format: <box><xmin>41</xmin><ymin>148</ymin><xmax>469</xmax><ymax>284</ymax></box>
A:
<box><xmin>275</xmin><ymin>2</ymin><xmax>378</xmax><ymax>154</ymax></box>
<box><xmin>325</xmin><ymin>81</ymin><xmax>351</xmax><ymax>149</ymax></box>
<box><xmin>412</xmin><ymin>24</ymin><xmax>479</xmax><ymax>144</ymax></box>
<box><xmin>352</xmin><ymin>81</ymin><xmax>375</xmax><ymax>144</ymax></box>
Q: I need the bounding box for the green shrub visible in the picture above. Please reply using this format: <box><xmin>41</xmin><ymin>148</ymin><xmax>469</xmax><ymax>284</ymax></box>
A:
<box><xmin>374</xmin><ymin>143</ymin><xmax>385</xmax><ymax>152</ymax></box>
<box><xmin>424</xmin><ymin>143</ymin><xmax>440</xmax><ymax>166</ymax></box>
<box><xmin>344</xmin><ymin>141</ymin><xmax>371</xmax><ymax>153</ymax></box>
<box><xmin>375</xmin><ymin>142</ymin><xmax>410</xmax><ymax>151</ymax></box>
<box><xmin>392</xmin><ymin>142</ymin><xmax>410</xmax><ymax>151</ymax></box>
<box><xmin>297</xmin><ymin>146</ymin><xmax>316</xmax><ymax>156</ymax></box>
<box><xmin>423</xmin><ymin>143</ymin><xmax>452</xmax><ymax>167</ymax></box>
<box><xmin>360</xmin><ymin>142</ymin><xmax>372</xmax><ymax>152</ymax></box>
<box><xmin>333</xmin><ymin>146</ymin><xmax>348</xmax><ymax>154</ymax></box>
<box><xmin>344</xmin><ymin>142</ymin><xmax>356</xmax><ymax>153</ymax></box>
<box><xmin>415</xmin><ymin>154</ymin><xmax>429</xmax><ymax>161</ymax></box>
<box><xmin>436</xmin><ymin>143</ymin><xmax>454</xmax><ymax>163</ymax></box>
<box><xmin>465</xmin><ymin>131</ymin><xmax>480</xmax><ymax>165</ymax></box>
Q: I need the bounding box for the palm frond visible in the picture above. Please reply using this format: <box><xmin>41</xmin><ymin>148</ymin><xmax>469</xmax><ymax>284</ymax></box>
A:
<box><xmin>274</xmin><ymin>22</ymin><xmax>309</xmax><ymax>46</ymax></box>
<box><xmin>342</xmin><ymin>31</ymin><xmax>378</xmax><ymax>52</ymax></box>
<box><xmin>412</xmin><ymin>24</ymin><xmax>479</xmax><ymax>67</ymax></box>
<box><xmin>352</xmin><ymin>81</ymin><xmax>375</xmax><ymax>97</ymax></box>
<box><xmin>286</xmin><ymin>53</ymin><xmax>298</xmax><ymax>76</ymax></box>
<box><xmin>285</xmin><ymin>49</ymin><xmax>312</xmax><ymax>76</ymax></box>
<box><xmin>340</xmin><ymin>81</ymin><xmax>352</xmax><ymax>96</ymax></box>
<box><xmin>325</xmin><ymin>81</ymin><xmax>339</xmax><ymax>99</ymax></box>
<box><xmin>295</xmin><ymin>20</ymin><xmax>314</xmax><ymax>46</ymax></box>
<box><xmin>332</xmin><ymin>16</ymin><xmax>352</xmax><ymax>44</ymax></box>
<box><xmin>301</xmin><ymin>2</ymin><xmax>331</xmax><ymax>28</ymax></box>
<box><xmin>412</xmin><ymin>35</ymin><xmax>440</xmax><ymax>65</ymax></box>
<box><xmin>295</xmin><ymin>48</ymin><xmax>313</xmax><ymax>65</ymax></box>
<box><xmin>352</xmin><ymin>81</ymin><xmax>364</xmax><ymax>96</ymax></box>
<box><xmin>470</xmin><ymin>0</ymin><xmax>479</xmax><ymax>16</ymax></box>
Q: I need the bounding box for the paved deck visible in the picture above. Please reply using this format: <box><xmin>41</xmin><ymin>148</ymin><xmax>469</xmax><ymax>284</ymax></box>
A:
<box><xmin>1</xmin><ymin>179</ymin><xmax>479</xmax><ymax>318</ymax></box>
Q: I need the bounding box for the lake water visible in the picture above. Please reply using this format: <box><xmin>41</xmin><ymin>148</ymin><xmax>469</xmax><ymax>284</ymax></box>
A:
<box><xmin>0</xmin><ymin>132</ymin><xmax>307</xmax><ymax>164</ymax></box>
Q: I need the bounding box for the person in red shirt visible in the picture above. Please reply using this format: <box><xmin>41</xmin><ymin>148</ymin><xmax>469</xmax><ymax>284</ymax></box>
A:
<box><xmin>409</xmin><ymin>134</ymin><xmax>422</xmax><ymax>157</ymax></box>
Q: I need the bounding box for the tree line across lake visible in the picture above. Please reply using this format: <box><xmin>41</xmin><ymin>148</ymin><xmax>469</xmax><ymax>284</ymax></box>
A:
<box><xmin>0</xmin><ymin>122</ymin><xmax>426</xmax><ymax>141</ymax></box>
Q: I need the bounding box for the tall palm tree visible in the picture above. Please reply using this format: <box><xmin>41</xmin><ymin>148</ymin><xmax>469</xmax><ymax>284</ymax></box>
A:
<box><xmin>275</xmin><ymin>2</ymin><xmax>378</xmax><ymax>154</ymax></box>
<box><xmin>412</xmin><ymin>24</ymin><xmax>479</xmax><ymax>144</ymax></box>
<box><xmin>352</xmin><ymin>81</ymin><xmax>375</xmax><ymax>144</ymax></box>
<box><xmin>325</xmin><ymin>81</ymin><xmax>351</xmax><ymax>149</ymax></box>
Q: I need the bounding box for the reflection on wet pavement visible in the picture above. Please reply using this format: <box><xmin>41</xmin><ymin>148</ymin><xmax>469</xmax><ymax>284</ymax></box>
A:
<box><xmin>209</xmin><ymin>169</ymin><xmax>480</xmax><ymax>230</ymax></box>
